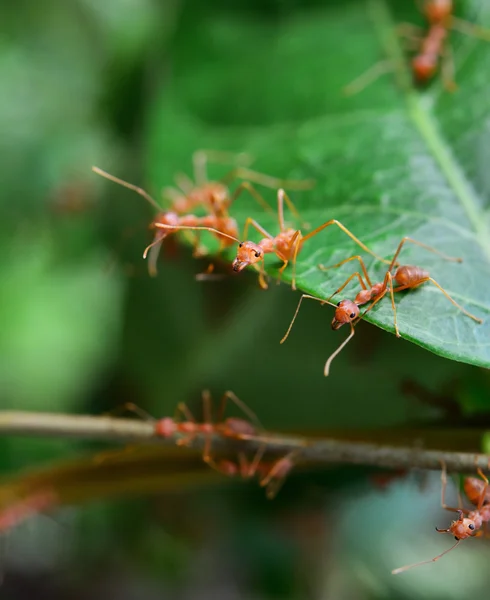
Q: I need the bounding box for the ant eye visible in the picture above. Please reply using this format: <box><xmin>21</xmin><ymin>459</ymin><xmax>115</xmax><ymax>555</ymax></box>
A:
<box><xmin>337</xmin><ymin>301</ymin><xmax>341</xmax><ymax>307</ymax></box>
<box><xmin>454</xmin><ymin>536</ymin><xmax>459</xmax><ymax>541</ymax></box>
<box><xmin>349</xmin><ymin>313</ymin><xmax>356</xmax><ymax>319</ymax></box>
<box><xmin>254</xmin><ymin>252</ymin><xmax>261</xmax><ymax>258</ymax></box>
<box><xmin>239</xmin><ymin>242</ymin><xmax>243</xmax><ymax>248</ymax></box>
<box><xmin>469</xmin><ymin>524</ymin><xmax>475</xmax><ymax>530</ymax></box>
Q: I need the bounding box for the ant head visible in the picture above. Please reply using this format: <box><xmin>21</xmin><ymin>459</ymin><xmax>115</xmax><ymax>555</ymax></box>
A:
<box><xmin>436</xmin><ymin>510</ymin><xmax>476</xmax><ymax>541</ymax></box>
<box><xmin>331</xmin><ymin>300</ymin><xmax>359</xmax><ymax>330</ymax></box>
<box><xmin>424</xmin><ymin>0</ymin><xmax>452</xmax><ymax>24</ymax></box>
<box><xmin>232</xmin><ymin>241</ymin><xmax>264</xmax><ymax>272</ymax></box>
<box><xmin>412</xmin><ymin>54</ymin><xmax>438</xmax><ymax>82</ymax></box>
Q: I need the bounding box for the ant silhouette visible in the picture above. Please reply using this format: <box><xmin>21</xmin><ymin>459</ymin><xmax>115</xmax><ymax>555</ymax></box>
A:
<box><xmin>280</xmin><ymin>236</ymin><xmax>482</xmax><ymax>376</ymax></box>
<box><xmin>392</xmin><ymin>462</ymin><xmax>490</xmax><ymax>574</ymax></box>
<box><xmin>93</xmin><ymin>153</ymin><xmax>314</xmax><ymax>276</ymax></box>
<box><xmin>153</xmin><ymin>188</ymin><xmax>392</xmax><ymax>290</ymax></box>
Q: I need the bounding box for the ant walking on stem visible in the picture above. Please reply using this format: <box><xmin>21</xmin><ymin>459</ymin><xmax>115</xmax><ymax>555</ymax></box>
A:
<box><xmin>154</xmin><ymin>188</ymin><xmax>392</xmax><ymax>290</ymax></box>
<box><xmin>92</xmin><ymin>151</ymin><xmax>314</xmax><ymax>276</ymax></box>
<box><xmin>280</xmin><ymin>236</ymin><xmax>482</xmax><ymax>376</ymax></box>
<box><xmin>345</xmin><ymin>0</ymin><xmax>490</xmax><ymax>95</ymax></box>
<box><xmin>392</xmin><ymin>462</ymin><xmax>490</xmax><ymax>574</ymax></box>
<box><xmin>117</xmin><ymin>390</ymin><xmax>299</xmax><ymax>499</ymax></box>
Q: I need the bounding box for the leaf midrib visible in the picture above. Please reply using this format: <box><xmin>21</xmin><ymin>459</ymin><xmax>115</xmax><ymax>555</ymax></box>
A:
<box><xmin>370</xmin><ymin>0</ymin><xmax>490</xmax><ymax>261</ymax></box>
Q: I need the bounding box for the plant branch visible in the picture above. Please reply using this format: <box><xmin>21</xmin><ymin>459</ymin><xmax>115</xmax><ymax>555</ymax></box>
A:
<box><xmin>0</xmin><ymin>411</ymin><xmax>488</xmax><ymax>474</ymax></box>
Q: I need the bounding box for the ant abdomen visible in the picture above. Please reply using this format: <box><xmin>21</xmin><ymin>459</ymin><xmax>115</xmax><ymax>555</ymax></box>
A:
<box><xmin>394</xmin><ymin>265</ymin><xmax>429</xmax><ymax>286</ymax></box>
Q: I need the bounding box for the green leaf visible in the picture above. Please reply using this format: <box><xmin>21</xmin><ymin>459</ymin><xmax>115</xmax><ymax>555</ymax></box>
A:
<box><xmin>146</xmin><ymin>0</ymin><xmax>490</xmax><ymax>368</ymax></box>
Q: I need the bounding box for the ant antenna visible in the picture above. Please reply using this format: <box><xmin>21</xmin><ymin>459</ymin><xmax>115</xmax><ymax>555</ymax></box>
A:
<box><xmin>324</xmin><ymin>322</ymin><xmax>355</xmax><ymax>376</ymax></box>
<box><xmin>391</xmin><ymin>539</ymin><xmax>461</xmax><ymax>574</ymax></box>
<box><xmin>92</xmin><ymin>166</ymin><xmax>163</xmax><ymax>213</ymax></box>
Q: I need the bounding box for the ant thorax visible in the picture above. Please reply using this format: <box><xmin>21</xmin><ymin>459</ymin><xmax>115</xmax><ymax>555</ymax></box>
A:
<box><xmin>274</xmin><ymin>228</ymin><xmax>298</xmax><ymax>257</ymax></box>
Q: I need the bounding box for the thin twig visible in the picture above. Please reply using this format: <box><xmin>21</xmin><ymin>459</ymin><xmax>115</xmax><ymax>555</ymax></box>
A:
<box><xmin>0</xmin><ymin>411</ymin><xmax>488</xmax><ymax>474</ymax></box>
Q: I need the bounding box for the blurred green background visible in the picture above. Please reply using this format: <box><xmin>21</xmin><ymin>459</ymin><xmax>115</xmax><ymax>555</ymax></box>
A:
<box><xmin>2</xmin><ymin>0</ymin><xmax>490</xmax><ymax>598</ymax></box>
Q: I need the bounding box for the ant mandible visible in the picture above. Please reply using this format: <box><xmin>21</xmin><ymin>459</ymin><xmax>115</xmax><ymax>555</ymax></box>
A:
<box><xmin>280</xmin><ymin>236</ymin><xmax>482</xmax><ymax>376</ymax></box>
<box><xmin>154</xmin><ymin>188</ymin><xmax>392</xmax><ymax>290</ymax></box>
<box><xmin>392</xmin><ymin>462</ymin><xmax>490</xmax><ymax>574</ymax></box>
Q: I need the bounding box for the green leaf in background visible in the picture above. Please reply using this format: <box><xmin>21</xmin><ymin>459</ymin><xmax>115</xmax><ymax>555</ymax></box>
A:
<box><xmin>146</xmin><ymin>0</ymin><xmax>490</xmax><ymax>369</ymax></box>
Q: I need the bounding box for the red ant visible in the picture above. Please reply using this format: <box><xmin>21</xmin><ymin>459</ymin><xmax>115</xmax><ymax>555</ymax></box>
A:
<box><xmin>119</xmin><ymin>391</ymin><xmax>298</xmax><ymax>499</ymax></box>
<box><xmin>392</xmin><ymin>463</ymin><xmax>490</xmax><ymax>574</ymax></box>
<box><xmin>280</xmin><ymin>236</ymin><xmax>482</xmax><ymax>376</ymax></box>
<box><xmin>345</xmin><ymin>0</ymin><xmax>490</xmax><ymax>94</ymax></box>
<box><xmin>153</xmin><ymin>188</ymin><xmax>392</xmax><ymax>290</ymax></box>
<box><xmin>92</xmin><ymin>154</ymin><xmax>314</xmax><ymax>276</ymax></box>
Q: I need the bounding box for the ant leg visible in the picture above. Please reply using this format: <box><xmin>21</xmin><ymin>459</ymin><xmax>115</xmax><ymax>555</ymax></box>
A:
<box><xmin>257</xmin><ymin>258</ymin><xmax>268</xmax><ymax>290</ymax></box>
<box><xmin>277</xmin><ymin>189</ymin><xmax>309</xmax><ymax>231</ymax></box>
<box><xmin>217</xmin><ymin>391</ymin><xmax>264</xmax><ymax>431</ymax></box>
<box><xmin>438</xmin><ymin>461</ymin><xmax>468</xmax><ymax>514</ymax></box>
<box><xmin>193</xmin><ymin>149</ymin><xmax>254</xmax><ymax>186</ymax></box>
<box><xmin>259</xmin><ymin>450</ymin><xmax>298</xmax><ymax>499</ymax></box>
<box><xmin>277</xmin><ymin>233</ymin><xmax>300</xmax><ymax>285</ymax></box>
<box><xmin>105</xmin><ymin>402</ymin><xmax>155</xmax><ymax>422</ymax></box>
<box><xmin>91</xmin><ymin>166</ymin><xmax>162</xmax><ymax>213</ymax></box>
<box><xmin>441</xmin><ymin>44</ymin><xmax>457</xmax><ymax>92</ymax></box>
<box><xmin>174</xmin><ymin>172</ymin><xmax>194</xmax><ymax>194</ymax></box>
<box><xmin>239</xmin><ymin>444</ymin><xmax>267</xmax><ymax>479</ymax></box>
<box><xmin>173</xmin><ymin>402</ymin><xmax>198</xmax><ymax>448</ymax></box>
<box><xmin>393</xmin><ymin>277</ymin><xmax>482</xmax><ymax>324</ymax></box>
<box><xmin>476</xmin><ymin>468</ymin><xmax>489</xmax><ymax>511</ymax></box>
<box><xmin>200</xmin><ymin>390</ymin><xmax>216</xmax><ymax>462</ymax></box>
<box><xmin>396</xmin><ymin>21</ymin><xmax>423</xmax><ymax>42</ymax></box>
<box><xmin>231</xmin><ymin>182</ymin><xmax>274</xmax><ymax>215</ymax></box>
<box><xmin>319</xmin><ymin>254</ymin><xmax>373</xmax><ymax>289</ymax></box>
<box><xmin>221</xmin><ymin>167</ymin><xmax>315</xmax><ymax>191</ymax></box>
<box><xmin>280</xmin><ymin>294</ymin><xmax>332</xmax><ymax>344</ymax></box>
<box><xmin>242</xmin><ymin>218</ymin><xmax>274</xmax><ymax>242</ymax></box>
<box><xmin>162</xmin><ymin>186</ymin><xmax>185</xmax><ymax>205</ymax></box>
<box><xmin>327</xmin><ymin>272</ymin><xmax>369</xmax><ymax>302</ymax></box>
<box><xmin>343</xmin><ymin>60</ymin><xmax>394</xmax><ymax>96</ymax></box>
<box><xmin>384</xmin><ymin>272</ymin><xmax>402</xmax><ymax>338</ymax></box>
<box><xmin>145</xmin><ymin>231</ymin><xmax>168</xmax><ymax>277</ymax></box>
<box><xmin>388</xmin><ymin>236</ymin><xmax>462</xmax><ymax>272</ymax></box>
<box><xmin>300</xmin><ymin>220</ymin><xmax>391</xmax><ymax>266</ymax></box>
<box><xmin>290</xmin><ymin>231</ymin><xmax>303</xmax><ymax>291</ymax></box>
<box><xmin>324</xmin><ymin>321</ymin><xmax>356</xmax><ymax>376</ymax></box>
<box><xmin>450</xmin><ymin>16</ymin><xmax>490</xmax><ymax>42</ymax></box>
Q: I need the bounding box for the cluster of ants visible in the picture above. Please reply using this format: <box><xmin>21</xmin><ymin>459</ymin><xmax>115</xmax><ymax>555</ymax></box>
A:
<box><xmin>91</xmin><ymin>0</ymin><xmax>487</xmax><ymax>375</ymax></box>
<box><xmin>5</xmin><ymin>0</ymin><xmax>482</xmax><ymax>577</ymax></box>
<box><xmin>93</xmin><ymin>146</ymin><xmax>482</xmax><ymax>376</ymax></box>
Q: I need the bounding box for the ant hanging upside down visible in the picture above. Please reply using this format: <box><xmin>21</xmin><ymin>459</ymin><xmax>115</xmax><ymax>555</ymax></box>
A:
<box><xmin>392</xmin><ymin>461</ymin><xmax>490</xmax><ymax>574</ymax></box>
<box><xmin>114</xmin><ymin>390</ymin><xmax>302</xmax><ymax>499</ymax></box>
